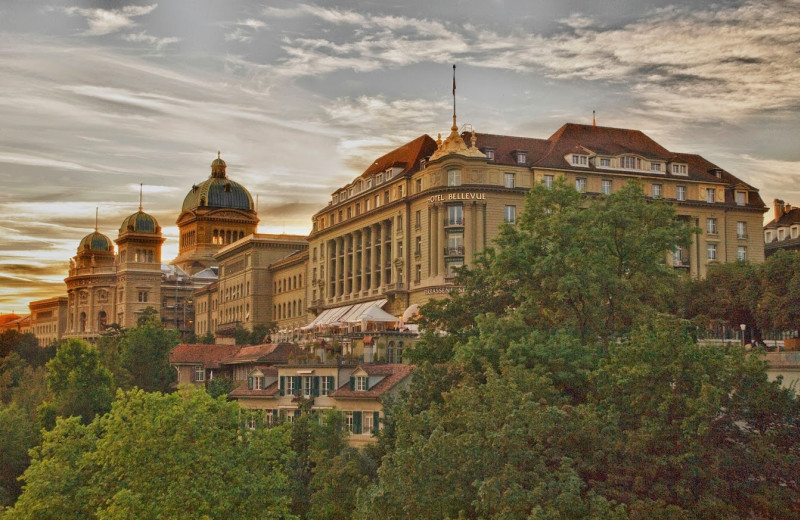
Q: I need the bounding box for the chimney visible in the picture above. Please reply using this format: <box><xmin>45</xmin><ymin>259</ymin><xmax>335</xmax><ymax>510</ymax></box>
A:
<box><xmin>774</xmin><ymin>199</ymin><xmax>785</xmax><ymax>221</ymax></box>
<box><xmin>786</xmin><ymin>204</ymin><xmax>793</xmax><ymax>213</ymax></box>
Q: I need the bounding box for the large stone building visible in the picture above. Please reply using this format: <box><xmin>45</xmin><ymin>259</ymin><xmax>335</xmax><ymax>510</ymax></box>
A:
<box><xmin>302</xmin><ymin>116</ymin><xmax>767</xmax><ymax>332</ymax></box>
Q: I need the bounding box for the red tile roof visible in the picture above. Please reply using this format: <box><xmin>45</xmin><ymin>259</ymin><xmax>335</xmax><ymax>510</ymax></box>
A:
<box><xmin>467</xmin><ymin>132</ymin><xmax>550</xmax><ymax>167</ymax></box>
<box><xmin>169</xmin><ymin>344</ymin><xmax>241</xmax><ymax>369</ymax></box>
<box><xmin>358</xmin><ymin>134</ymin><xmax>438</xmax><ymax>179</ymax></box>
<box><xmin>329</xmin><ymin>364</ymin><xmax>414</xmax><ymax>399</ymax></box>
<box><xmin>765</xmin><ymin>207</ymin><xmax>800</xmax><ymax>229</ymax></box>
<box><xmin>0</xmin><ymin>313</ymin><xmax>23</xmax><ymax>326</ymax></box>
<box><xmin>222</xmin><ymin>342</ymin><xmax>305</xmax><ymax>365</ymax></box>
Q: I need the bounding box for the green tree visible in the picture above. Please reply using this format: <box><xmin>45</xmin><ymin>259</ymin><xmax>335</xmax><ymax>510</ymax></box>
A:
<box><xmin>205</xmin><ymin>374</ymin><xmax>236</xmax><ymax>398</ymax></box>
<box><xmin>7</xmin><ymin>387</ymin><xmax>296</xmax><ymax>520</ymax></box>
<box><xmin>0</xmin><ymin>405</ymin><xmax>40</xmax><ymax>507</ymax></box>
<box><xmin>758</xmin><ymin>250</ymin><xmax>800</xmax><ymax>335</ymax></box>
<box><xmin>119</xmin><ymin>307</ymin><xmax>178</xmax><ymax>392</ymax></box>
<box><xmin>43</xmin><ymin>339</ymin><xmax>113</xmax><ymax>425</ymax></box>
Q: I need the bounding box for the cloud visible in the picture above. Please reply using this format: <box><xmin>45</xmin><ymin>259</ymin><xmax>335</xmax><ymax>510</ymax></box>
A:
<box><xmin>121</xmin><ymin>31</ymin><xmax>180</xmax><ymax>50</ymax></box>
<box><xmin>61</xmin><ymin>4</ymin><xmax>158</xmax><ymax>36</ymax></box>
<box><xmin>262</xmin><ymin>1</ymin><xmax>800</xmax><ymax>123</ymax></box>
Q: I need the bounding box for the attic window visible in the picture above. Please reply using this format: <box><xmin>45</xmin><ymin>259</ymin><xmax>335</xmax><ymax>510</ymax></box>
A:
<box><xmin>650</xmin><ymin>163</ymin><xmax>662</xmax><ymax>172</ymax></box>
<box><xmin>356</xmin><ymin>376</ymin><xmax>368</xmax><ymax>391</ymax></box>
<box><xmin>571</xmin><ymin>154</ymin><xmax>588</xmax><ymax>166</ymax></box>
<box><xmin>516</xmin><ymin>151</ymin><xmax>527</xmax><ymax>164</ymax></box>
<box><xmin>484</xmin><ymin>148</ymin><xmax>495</xmax><ymax>161</ymax></box>
<box><xmin>598</xmin><ymin>158</ymin><xmax>611</xmax><ymax>167</ymax></box>
<box><xmin>621</xmin><ymin>156</ymin><xmax>641</xmax><ymax>170</ymax></box>
<box><xmin>735</xmin><ymin>191</ymin><xmax>746</xmax><ymax>205</ymax></box>
<box><xmin>419</xmin><ymin>158</ymin><xmax>427</xmax><ymax>170</ymax></box>
<box><xmin>672</xmin><ymin>164</ymin><xmax>688</xmax><ymax>176</ymax></box>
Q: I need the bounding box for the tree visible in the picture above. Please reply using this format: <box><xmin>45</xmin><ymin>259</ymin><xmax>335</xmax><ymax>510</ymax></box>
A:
<box><xmin>205</xmin><ymin>374</ymin><xmax>236</xmax><ymax>398</ymax></box>
<box><xmin>7</xmin><ymin>387</ymin><xmax>296</xmax><ymax>520</ymax></box>
<box><xmin>119</xmin><ymin>307</ymin><xmax>178</xmax><ymax>392</ymax></box>
<box><xmin>0</xmin><ymin>405</ymin><xmax>40</xmax><ymax>507</ymax></box>
<box><xmin>43</xmin><ymin>339</ymin><xmax>113</xmax><ymax>425</ymax></box>
<box><xmin>758</xmin><ymin>250</ymin><xmax>800</xmax><ymax>335</ymax></box>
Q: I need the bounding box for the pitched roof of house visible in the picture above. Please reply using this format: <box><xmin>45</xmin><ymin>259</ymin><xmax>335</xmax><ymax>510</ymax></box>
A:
<box><xmin>228</xmin><ymin>380</ymin><xmax>280</xmax><ymax>398</ymax></box>
<box><xmin>168</xmin><ymin>344</ymin><xmax>241</xmax><ymax>368</ymax></box>
<box><xmin>765</xmin><ymin>206</ymin><xmax>800</xmax><ymax>229</ymax></box>
<box><xmin>358</xmin><ymin>134</ymin><xmax>438</xmax><ymax>180</ymax></box>
<box><xmin>467</xmin><ymin>132</ymin><xmax>550</xmax><ymax>167</ymax></box>
<box><xmin>222</xmin><ymin>342</ymin><xmax>305</xmax><ymax>365</ymax></box>
<box><xmin>329</xmin><ymin>364</ymin><xmax>414</xmax><ymax>399</ymax></box>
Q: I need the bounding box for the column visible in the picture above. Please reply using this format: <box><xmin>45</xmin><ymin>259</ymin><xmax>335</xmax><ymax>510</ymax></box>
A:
<box><xmin>360</xmin><ymin>229</ymin><xmax>368</xmax><ymax>295</ymax></box>
<box><xmin>438</xmin><ymin>207</ymin><xmax>446</xmax><ymax>277</ymax></box>
<box><xmin>429</xmin><ymin>206</ymin><xmax>438</xmax><ymax>277</ymax></box>
<box><xmin>464</xmin><ymin>203</ymin><xmax>474</xmax><ymax>265</ymax></box>
<box><xmin>476</xmin><ymin>203</ymin><xmax>485</xmax><ymax>252</ymax></box>
<box><xmin>381</xmin><ymin>220</ymin><xmax>390</xmax><ymax>287</ymax></box>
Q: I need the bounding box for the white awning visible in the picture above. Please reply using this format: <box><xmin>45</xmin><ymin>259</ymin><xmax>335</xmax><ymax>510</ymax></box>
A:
<box><xmin>305</xmin><ymin>300</ymin><xmax>388</xmax><ymax>328</ymax></box>
<box><xmin>348</xmin><ymin>302</ymin><xmax>398</xmax><ymax>324</ymax></box>
<box><xmin>402</xmin><ymin>303</ymin><xmax>420</xmax><ymax>321</ymax></box>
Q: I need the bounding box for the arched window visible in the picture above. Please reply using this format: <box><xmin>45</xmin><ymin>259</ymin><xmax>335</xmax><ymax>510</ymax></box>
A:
<box><xmin>79</xmin><ymin>312</ymin><xmax>87</xmax><ymax>333</ymax></box>
<box><xmin>226</xmin><ymin>230</ymin><xmax>232</xmax><ymax>244</ymax></box>
<box><xmin>213</xmin><ymin>229</ymin><xmax>219</xmax><ymax>244</ymax></box>
<box><xmin>98</xmin><ymin>311</ymin><xmax>107</xmax><ymax>330</ymax></box>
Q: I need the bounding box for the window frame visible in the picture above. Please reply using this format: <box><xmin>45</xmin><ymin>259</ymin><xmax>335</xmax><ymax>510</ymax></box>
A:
<box><xmin>504</xmin><ymin>172</ymin><xmax>515</xmax><ymax>188</ymax></box>
<box><xmin>447</xmin><ymin>169</ymin><xmax>462</xmax><ymax>187</ymax></box>
<box><xmin>504</xmin><ymin>205</ymin><xmax>516</xmax><ymax>223</ymax></box>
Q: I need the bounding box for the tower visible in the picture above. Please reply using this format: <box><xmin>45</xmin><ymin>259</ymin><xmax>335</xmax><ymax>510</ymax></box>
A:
<box><xmin>172</xmin><ymin>153</ymin><xmax>259</xmax><ymax>274</ymax></box>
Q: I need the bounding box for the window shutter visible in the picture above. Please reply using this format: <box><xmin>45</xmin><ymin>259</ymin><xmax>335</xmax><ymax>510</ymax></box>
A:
<box><xmin>353</xmin><ymin>411</ymin><xmax>362</xmax><ymax>434</ymax></box>
<box><xmin>328</xmin><ymin>376</ymin><xmax>335</xmax><ymax>392</ymax></box>
<box><xmin>294</xmin><ymin>376</ymin><xmax>301</xmax><ymax>396</ymax></box>
<box><xmin>272</xmin><ymin>409</ymin><xmax>279</xmax><ymax>423</ymax></box>
<box><xmin>247</xmin><ymin>376</ymin><xmax>253</xmax><ymax>390</ymax></box>
<box><xmin>313</xmin><ymin>376</ymin><xmax>320</xmax><ymax>397</ymax></box>
<box><xmin>349</xmin><ymin>376</ymin><xmax>355</xmax><ymax>391</ymax></box>
<box><xmin>373</xmin><ymin>412</ymin><xmax>380</xmax><ymax>435</ymax></box>
<box><xmin>279</xmin><ymin>376</ymin><xmax>285</xmax><ymax>396</ymax></box>
<box><xmin>259</xmin><ymin>376</ymin><xmax>265</xmax><ymax>390</ymax></box>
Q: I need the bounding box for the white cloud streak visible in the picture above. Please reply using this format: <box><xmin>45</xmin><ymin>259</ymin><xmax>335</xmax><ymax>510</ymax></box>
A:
<box><xmin>61</xmin><ymin>4</ymin><xmax>158</xmax><ymax>36</ymax></box>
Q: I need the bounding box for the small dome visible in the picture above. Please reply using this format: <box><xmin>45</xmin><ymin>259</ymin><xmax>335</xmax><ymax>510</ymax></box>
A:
<box><xmin>211</xmin><ymin>151</ymin><xmax>226</xmax><ymax>178</ymax></box>
<box><xmin>78</xmin><ymin>231</ymin><xmax>113</xmax><ymax>252</ymax></box>
<box><xmin>119</xmin><ymin>210</ymin><xmax>160</xmax><ymax>235</ymax></box>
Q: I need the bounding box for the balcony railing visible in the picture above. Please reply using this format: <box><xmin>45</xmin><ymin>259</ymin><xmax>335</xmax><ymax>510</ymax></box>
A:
<box><xmin>673</xmin><ymin>258</ymin><xmax>690</xmax><ymax>268</ymax></box>
<box><xmin>444</xmin><ymin>246</ymin><xmax>465</xmax><ymax>256</ymax></box>
<box><xmin>445</xmin><ymin>217</ymin><xmax>464</xmax><ymax>227</ymax></box>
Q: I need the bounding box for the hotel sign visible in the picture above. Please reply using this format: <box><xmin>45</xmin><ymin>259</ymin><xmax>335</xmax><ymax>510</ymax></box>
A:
<box><xmin>428</xmin><ymin>192</ymin><xmax>486</xmax><ymax>203</ymax></box>
<box><xmin>424</xmin><ymin>286</ymin><xmax>465</xmax><ymax>295</ymax></box>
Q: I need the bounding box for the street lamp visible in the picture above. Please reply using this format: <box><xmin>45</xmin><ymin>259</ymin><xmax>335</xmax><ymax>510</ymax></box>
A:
<box><xmin>740</xmin><ymin>323</ymin><xmax>746</xmax><ymax>347</ymax></box>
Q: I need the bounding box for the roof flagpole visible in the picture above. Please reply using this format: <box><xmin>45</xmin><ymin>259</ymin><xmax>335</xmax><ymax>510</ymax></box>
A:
<box><xmin>139</xmin><ymin>183</ymin><xmax>143</xmax><ymax>211</ymax></box>
<box><xmin>95</xmin><ymin>207</ymin><xmax>99</xmax><ymax>232</ymax></box>
<box><xmin>452</xmin><ymin>64</ymin><xmax>457</xmax><ymax>129</ymax></box>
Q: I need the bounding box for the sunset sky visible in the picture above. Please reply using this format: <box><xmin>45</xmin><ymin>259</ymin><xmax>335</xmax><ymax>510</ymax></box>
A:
<box><xmin>1</xmin><ymin>0</ymin><xmax>799</xmax><ymax>313</ymax></box>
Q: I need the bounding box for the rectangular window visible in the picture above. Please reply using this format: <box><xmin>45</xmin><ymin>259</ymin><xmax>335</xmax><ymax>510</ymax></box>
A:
<box><xmin>303</xmin><ymin>376</ymin><xmax>313</xmax><ymax>398</ymax></box>
<box><xmin>446</xmin><ymin>233</ymin><xmax>463</xmax><ymax>254</ymax></box>
<box><xmin>484</xmin><ymin>148</ymin><xmax>495</xmax><ymax>161</ymax></box>
<box><xmin>599</xmin><ymin>158</ymin><xmax>610</xmax><ymax>167</ymax></box>
<box><xmin>706</xmin><ymin>188</ymin><xmax>716</xmax><ymax>203</ymax></box>
<box><xmin>415</xmin><ymin>210</ymin><xmax>421</xmax><ymax>229</ymax></box>
<box><xmin>286</xmin><ymin>377</ymin><xmax>295</xmax><ymax>395</ymax></box>
<box><xmin>345</xmin><ymin>411</ymin><xmax>354</xmax><ymax>432</ymax></box>
<box><xmin>356</xmin><ymin>376</ymin><xmax>368</xmax><ymax>391</ymax></box>
<box><xmin>504</xmin><ymin>205</ymin><xmax>516</xmax><ymax>223</ymax></box>
<box><xmin>543</xmin><ymin>175</ymin><xmax>554</xmax><ymax>189</ymax></box>
<box><xmin>707</xmin><ymin>243</ymin><xmax>717</xmax><ymax>261</ymax></box>
<box><xmin>735</xmin><ymin>191</ymin><xmax>746</xmax><ymax>205</ymax></box>
<box><xmin>137</xmin><ymin>291</ymin><xmax>148</xmax><ymax>303</ymax></box>
<box><xmin>651</xmin><ymin>162</ymin><xmax>662</xmax><ymax>172</ymax></box>
<box><xmin>504</xmin><ymin>172</ymin><xmax>515</xmax><ymax>188</ymax></box>
<box><xmin>651</xmin><ymin>184</ymin><xmax>662</xmax><ymax>198</ymax></box>
<box><xmin>321</xmin><ymin>376</ymin><xmax>332</xmax><ymax>396</ymax></box>
<box><xmin>363</xmin><ymin>412</ymin><xmax>374</xmax><ymax>434</ymax></box>
<box><xmin>415</xmin><ymin>178</ymin><xmax>422</xmax><ymax>193</ymax></box>
<box><xmin>706</xmin><ymin>218</ymin><xmax>718</xmax><ymax>234</ymax></box>
<box><xmin>601</xmin><ymin>179</ymin><xmax>612</xmax><ymax>195</ymax></box>
<box><xmin>415</xmin><ymin>236</ymin><xmax>422</xmax><ymax>256</ymax></box>
<box><xmin>676</xmin><ymin>186</ymin><xmax>686</xmax><ymax>201</ymax></box>
<box><xmin>194</xmin><ymin>365</ymin><xmax>205</xmax><ymax>382</ymax></box>
<box><xmin>447</xmin><ymin>169</ymin><xmax>461</xmax><ymax>186</ymax></box>
<box><xmin>575</xmin><ymin>178</ymin><xmax>586</xmax><ymax>192</ymax></box>
<box><xmin>737</xmin><ymin>246</ymin><xmax>747</xmax><ymax>261</ymax></box>
<box><xmin>571</xmin><ymin>154</ymin><xmax>588</xmax><ymax>166</ymax></box>
<box><xmin>673</xmin><ymin>164</ymin><xmax>688</xmax><ymax>175</ymax></box>
<box><xmin>737</xmin><ymin>221</ymin><xmax>747</xmax><ymax>239</ymax></box>
<box><xmin>447</xmin><ymin>205</ymin><xmax>463</xmax><ymax>226</ymax></box>
<box><xmin>516</xmin><ymin>151</ymin><xmax>527</xmax><ymax>164</ymax></box>
<box><xmin>415</xmin><ymin>264</ymin><xmax>421</xmax><ymax>282</ymax></box>
<box><xmin>397</xmin><ymin>185</ymin><xmax>403</xmax><ymax>198</ymax></box>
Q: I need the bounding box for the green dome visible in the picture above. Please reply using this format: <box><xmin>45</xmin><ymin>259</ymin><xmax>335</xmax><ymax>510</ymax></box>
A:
<box><xmin>78</xmin><ymin>231</ymin><xmax>113</xmax><ymax>252</ymax></box>
<box><xmin>119</xmin><ymin>211</ymin><xmax>160</xmax><ymax>235</ymax></box>
<box><xmin>181</xmin><ymin>154</ymin><xmax>254</xmax><ymax>212</ymax></box>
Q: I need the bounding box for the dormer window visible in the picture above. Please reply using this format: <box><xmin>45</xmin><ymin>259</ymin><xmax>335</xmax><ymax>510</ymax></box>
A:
<box><xmin>355</xmin><ymin>376</ymin><xmax>368</xmax><ymax>391</ymax></box>
<box><xmin>621</xmin><ymin>156</ymin><xmax>642</xmax><ymax>170</ymax></box>
<box><xmin>735</xmin><ymin>191</ymin><xmax>746</xmax><ymax>205</ymax></box>
<box><xmin>377</xmin><ymin>173</ymin><xmax>384</xmax><ymax>184</ymax></box>
<box><xmin>650</xmin><ymin>163</ymin><xmax>662</xmax><ymax>172</ymax></box>
<box><xmin>598</xmin><ymin>158</ymin><xmax>611</xmax><ymax>167</ymax></box>
<box><xmin>420</xmin><ymin>158</ymin><xmax>427</xmax><ymax>170</ymax></box>
<box><xmin>571</xmin><ymin>154</ymin><xmax>588</xmax><ymax>166</ymax></box>
<box><xmin>484</xmin><ymin>148</ymin><xmax>495</xmax><ymax>161</ymax></box>
<box><xmin>672</xmin><ymin>164</ymin><xmax>688</xmax><ymax>176</ymax></box>
<box><xmin>366</xmin><ymin>178</ymin><xmax>372</xmax><ymax>189</ymax></box>
<box><xmin>333</xmin><ymin>194</ymin><xmax>339</xmax><ymax>204</ymax></box>
<box><xmin>516</xmin><ymin>151</ymin><xmax>527</xmax><ymax>164</ymax></box>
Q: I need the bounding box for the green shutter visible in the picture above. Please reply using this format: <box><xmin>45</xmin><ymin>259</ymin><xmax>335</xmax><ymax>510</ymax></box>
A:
<box><xmin>373</xmin><ymin>412</ymin><xmax>380</xmax><ymax>435</ymax></box>
<box><xmin>294</xmin><ymin>376</ymin><xmax>301</xmax><ymax>396</ymax></box>
<box><xmin>247</xmin><ymin>376</ymin><xmax>253</xmax><ymax>390</ymax></box>
<box><xmin>353</xmin><ymin>411</ymin><xmax>362</xmax><ymax>434</ymax></box>
<box><xmin>329</xmin><ymin>376</ymin><xmax>335</xmax><ymax>393</ymax></box>
<box><xmin>279</xmin><ymin>376</ymin><xmax>285</xmax><ymax>396</ymax></box>
<box><xmin>349</xmin><ymin>376</ymin><xmax>355</xmax><ymax>391</ymax></box>
<box><xmin>259</xmin><ymin>376</ymin><xmax>265</xmax><ymax>390</ymax></box>
<box><xmin>272</xmin><ymin>409</ymin><xmax>279</xmax><ymax>424</ymax></box>
<box><xmin>313</xmin><ymin>376</ymin><xmax>320</xmax><ymax>397</ymax></box>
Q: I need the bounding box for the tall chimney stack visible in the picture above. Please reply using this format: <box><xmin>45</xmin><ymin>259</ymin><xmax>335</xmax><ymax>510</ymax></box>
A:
<box><xmin>774</xmin><ymin>199</ymin><xmax>785</xmax><ymax>222</ymax></box>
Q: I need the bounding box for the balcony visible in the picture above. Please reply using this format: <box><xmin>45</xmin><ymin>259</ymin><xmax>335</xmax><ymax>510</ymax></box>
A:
<box><xmin>443</xmin><ymin>276</ymin><xmax>458</xmax><ymax>284</ymax></box>
<box><xmin>672</xmin><ymin>258</ymin><xmax>690</xmax><ymax>269</ymax></box>
<box><xmin>444</xmin><ymin>246</ymin><xmax>464</xmax><ymax>257</ymax></box>
<box><xmin>737</xmin><ymin>234</ymin><xmax>748</xmax><ymax>239</ymax></box>
<box><xmin>385</xmin><ymin>282</ymin><xmax>406</xmax><ymax>295</ymax></box>
<box><xmin>445</xmin><ymin>217</ymin><xmax>464</xmax><ymax>228</ymax></box>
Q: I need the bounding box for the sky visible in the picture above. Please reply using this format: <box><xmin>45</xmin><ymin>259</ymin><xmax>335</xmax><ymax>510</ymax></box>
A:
<box><xmin>1</xmin><ymin>0</ymin><xmax>799</xmax><ymax>313</ymax></box>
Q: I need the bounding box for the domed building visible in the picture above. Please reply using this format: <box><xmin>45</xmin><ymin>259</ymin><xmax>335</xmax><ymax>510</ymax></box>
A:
<box><xmin>114</xmin><ymin>206</ymin><xmax>166</xmax><ymax>328</ymax></box>
<box><xmin>172</xmin><ymin>153</ymin><xmax>259</xmax><ymax>274</ymax></box>
<box><xmin>65</xmin><ymin>225</ymin><xmax>117</xmax><ymax>338</ymax></box>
